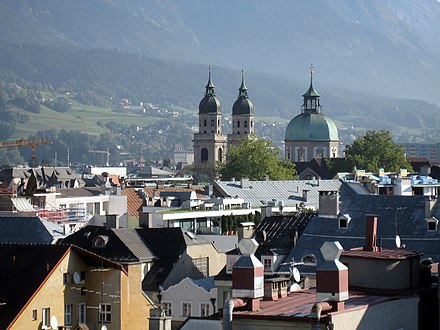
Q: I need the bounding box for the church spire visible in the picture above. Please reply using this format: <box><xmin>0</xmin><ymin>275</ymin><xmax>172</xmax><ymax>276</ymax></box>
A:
<box><xmin>205</xmin><ymin>66</ymin><xmax>215</xmax><ymax>96</ymax></box>
<box><xmin>302</xmin><ymin>64</ymin><xmax>321</xmax><ymax>113</ymax></box>
<box><xmin>238</xmin><ymin>69</ymin><xmax>248</xmax><ymax>98</ymax></box>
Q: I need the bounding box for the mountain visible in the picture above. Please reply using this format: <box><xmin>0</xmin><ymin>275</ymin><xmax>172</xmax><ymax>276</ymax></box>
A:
<box><xmin>1</xmin><ymin>0</ymin><xmax>440</xmax><ymax>105</ymax></box>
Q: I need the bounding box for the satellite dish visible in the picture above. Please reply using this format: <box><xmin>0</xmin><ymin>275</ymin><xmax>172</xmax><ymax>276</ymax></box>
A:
<box><xmin>101</xmin><ymin>326</ymin><xmax>108</xmax><ymax>330</ymax></box>
<box><xmin>73</xmin><ymin>272</ymin><xmax>81</xmax><ymax>284</ymax></box>
<box><xmin>292</xmin><ymin>267</ymin><xmax>301</xmax><ymax>283</ymax></box>
<box><xmin>395</xmin><ymin>235</ymin><xmax>401</xmax><ymax>248</ymax></box>
<box><xmin>290</xmin><ymin>283</ymin><xmax>302</xmax><ymax>292</ymax></box>
<box><xmin>50</xmin><ymin>315</ymin><xmax>58</xmax><ymax>329</ymax></box>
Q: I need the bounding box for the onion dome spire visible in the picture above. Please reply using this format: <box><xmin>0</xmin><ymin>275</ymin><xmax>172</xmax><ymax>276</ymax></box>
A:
<box><xmin>232</xmin><ymin>69</ymin><xmax>254</xmax><ymax>115</ymax></box>
<box><xmin>199</xmin><ymin>66</ymin><xmax>221</xmax><ymax>114</ymax></box>
<box><xmin>205</xmin><ymin>66</ymin><xmax>215</xmax><ymax>96</ymax></box>
<box><xmin>238</xmin><ymin>69</ymin><xmax>248</xmax><ymax>98</ymax></box>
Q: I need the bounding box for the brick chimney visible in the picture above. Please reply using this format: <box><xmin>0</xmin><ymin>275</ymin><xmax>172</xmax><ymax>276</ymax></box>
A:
<box><xmin>363</xmin><ymin>214</ymin><xmax>379</xmax><ymax>252</ymax></box>
<box><xmin>232</xmin><ymin>238</ymin><xmax>264</xmax><ymax>311</ymax></box>
<box><xmin>316</xmin><ymin>241</ymin><xmax>348</xmax><ymax>307</ymax></box>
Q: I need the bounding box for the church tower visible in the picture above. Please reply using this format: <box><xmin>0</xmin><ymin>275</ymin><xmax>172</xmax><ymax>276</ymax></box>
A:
<box><xmin>285</xmin><ymin>65</ymin><xmax>339</xmax><ymax>162</ymax></box>
<box><xmin>228</xmin><ymin>70</ymin><xmax>255</xmax><ymax>146</ymax></box>
<box><xmin>193</xmin><ymin>67</ymin><xmax>228</xmax><ymax>166</ymax></box>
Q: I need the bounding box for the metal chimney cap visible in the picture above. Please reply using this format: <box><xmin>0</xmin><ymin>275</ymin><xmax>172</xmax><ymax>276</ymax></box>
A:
<box><xmin>320</xmin><ymin>241</ymin><xmax>344</xmax><ymax>262</ymax></box>
<box><xmin>238</xmin><ymin>238</ymin><xmax>258</xmax><ymax>256</ymax></box>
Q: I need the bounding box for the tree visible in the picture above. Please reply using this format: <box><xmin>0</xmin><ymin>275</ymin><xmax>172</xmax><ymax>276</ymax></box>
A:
<box><xmin>344</xmin><ymin>130</ymin><xmax>412</xmax><ymax>172</ymax></box>
<box><xmin>219</xmin><ymin>137</ymin><xmax>297</xmax><ymax>181</ymax></box>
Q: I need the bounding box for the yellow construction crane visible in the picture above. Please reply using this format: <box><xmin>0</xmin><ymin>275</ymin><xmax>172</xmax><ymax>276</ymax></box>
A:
<box><xmin>0</xmin><ymin>138</ymin><xmax>53</xmax><ymax>167</ymax></box>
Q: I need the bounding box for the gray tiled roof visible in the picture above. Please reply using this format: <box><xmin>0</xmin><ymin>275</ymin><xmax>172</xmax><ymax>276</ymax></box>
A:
<box><xmin>191</xmin><ymin>276</ymin><xmax>216</xmax><ymax>292</ymax></box>
<box><xmin>0</xmin><ymin>214</ymin><xmax>63</xmax><ymax>243</ymax></box>
<box><xmin>280</xmin><ymin>194</ymin><xmax>440</xmax><ymax>274</ymax></box>
<box><xmin>214</xmin><ymin>179</ymin><xmax>343</xmax><ymax>209</ymax></box>
<box><xmin>112</xmin><ymin>228</ymin><xmax>156</xmax><ymax>262</ymax></box>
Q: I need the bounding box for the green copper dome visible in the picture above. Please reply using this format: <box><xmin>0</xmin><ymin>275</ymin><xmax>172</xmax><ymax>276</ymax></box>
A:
<box><xmin>285</xmin><ymin>112</ymin><xmax>339</xmax><ymax>141</ymax></box>
<box><xmin>285</xmin><ymin>65</ymin><xmax>339</xmax><ymax>142</ymax></box>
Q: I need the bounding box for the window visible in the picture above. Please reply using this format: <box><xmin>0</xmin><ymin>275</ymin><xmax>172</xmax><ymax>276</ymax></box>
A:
<box><xmin>162</xmin><ymin>302</ymin><xmax>172</xmax><ymax>316</ymax></box>
<box><xmin>182</xmin><ymin>302</ymin><xmax>192</xmax><ymax>317</ymax></box>
<box><xmin>263</xmin><ymin>258</ymin><xmax>272</xmax><ymax>272</ymax></box>
<box><xmin>193</xmin><ymin>257</ymin><xmax>209</xmax><ymax>276</ymax></box>
<box><xmin>428</xmin><ymin>220</ymin><xmax>437</xmax><ymax>231</ymax></box>
<box><xmin>200</xmin><ymin>303</ymin><xmax>210</xmax><ymax>317</ymax></box>
<box><xmin>78</xmin><ymin>303</ymin><xmax>87</xmax><ymax>324</ymax></box>
<box><xmin>227</xmin><ymin>256</ymin><xmax>237</xmax><ymax>273</ymax></box>
<box><xmin>339</xmin><ymin>218</ymin><xmax>348</xmax><ymax>229</ymax></box>
<box><xmin>211</xmin><ymin>119</ymin><xmax>215</xmax><ymax>126</ymax></box>
<box><xmin>298</xmin><ymin>147</ymin><xmax>305</xmax><ymax>162</ymax></box>
<box><xmin>99</xmin><ymin>303</ymin><xmax>111</xmax><ymax>323</ymax></box>
<box><xmin>302</xmin><ymin>255</ymin><xmax>316</xmax><ymax>266</ymax></box>
<box><xmin>315</xmin><ymin>147</ymin><xmax>324</xmax><ymax>159</ymax></box>
<box><xmin>63</xmin><ymin>272</ymin><xmax>70</xmax><ymax>285</ymax></box>
<box><xmin>201</xmin><ymin>148</ymin><xmax>208</xmax><ymax>163</ymax></box>
<box><xmin>244</xmin><ymin>120</ymin><xmax>248</xmax><ymax>128</ymax></box>
<box><xmin>237</xmin><ymin>121</ymin><xmax>240</xmax><ymax>128</ymax></box>
<box><xmin>65</xmin><ymin>304</ymin><xmax>72</xmax><ymax>325</ymax></box>
<box><xmin>203</xmin><ymin>119</ymin><xmax>207</xmax><ymax>127</ymax></box>
<box><xmin>42</xmin><ymin>308</ymin><xmax>50</xmax><ymax>328</ymax></box>
<box><xmin>32</xmin><ymin>309</ymin><xmax>37</xmax><ymax>321</ymax></box>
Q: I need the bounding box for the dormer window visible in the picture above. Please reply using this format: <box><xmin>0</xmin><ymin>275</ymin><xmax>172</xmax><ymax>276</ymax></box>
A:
<box><xmin>302</xmin><ymin>254</ymin><xmax>316</xmax><ymax>266</ymax></box>
<box><xmin>227</xmin><ymin>256</ymin><xmax>238</xmax><ymax>274</ymax></box>
<box><xmin>339</xmin><ymin>218</ymin><xmax>348</xmax><ymax>229</ymax></box>
<box><xmin>427</xmin><ymin>217</ymin><xmax>438</xmax><ymax>231</ymax></box>
<box><xmin>338</xmin><ymin>214</ymin><xmax>351</xmax><ymax>229</ymax></box>
<box><xmin>92</xmin><ymin>235</ymin><xmax>109</xmax><ymax>248</ymax></box>
<box><xmin>262</xmin><ymin>257</ymin><xmax>272</xmax><ymax>272</ymax></box>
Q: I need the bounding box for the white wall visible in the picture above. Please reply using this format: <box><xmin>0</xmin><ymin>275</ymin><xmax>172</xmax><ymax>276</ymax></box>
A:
<box><xmin>161</xmin><ymin>277</ymin><xmax>217</xmax><ymax>321</ymax></box>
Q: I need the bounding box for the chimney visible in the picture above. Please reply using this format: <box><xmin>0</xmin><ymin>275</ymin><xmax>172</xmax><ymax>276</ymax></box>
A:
<box><xmin>139</xmin><ymin>212</ymin><xmax>153</xmax><ymax>228</ymax></box>
<box><xmin>420</xmin><ymin>166</ymin><xmax>431</xmax><ymax>176</ymax></box>
<box><xmin>363</xmin><ymin>214</ymin><xmax>379</xmax><ymax>252</ymax></box>
<box><xmin>316</xmin><ymin>241</ymin><xmax>348</xmax><ymax>307</ymax></box>
<box><xmin>240</xmin><ymin>177</ymin><xmax>250</xmax><ymax>189</ymax></box>
<box><xmin>318</xmin><ymin>191</ymin><xmax>339</xmax><ymax>217</ymax></box>
<box><xmin>399</xmin><ymin>168</ymin><xmax>408</xmax><ymax>177</ymax></box>
<box><xmin>378</xmin><ymin>168</ymin><xmax>385</xmax><ymax>177</ymax></box>
<box><xmin>302</xmin><ymin>190</ymin><xmax>309</xmax><ymax>201</ymax></box>
<box><xmin>105</xmin><ymin>214</ymin><xmax>119</xmax><ymax>230</ymax></box>
<box><xmin>425</xmin><ymin>197</ymin><xmax>437</xmax><ymax>218</ymax></box>
<box><xmin>238</xmin><ymin>222</ymin><xmax>254</xmax><ymax>242</ymax></box>
<box><xmin>232</xmin><ymin>238</ymin><xmax>264</xmax><ymax>311</ymax></box>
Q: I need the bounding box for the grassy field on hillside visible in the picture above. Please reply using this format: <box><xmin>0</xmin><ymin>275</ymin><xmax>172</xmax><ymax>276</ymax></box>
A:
<box><xmin>10</xmin><ymin>93</ymin><xmax>160</xmax><ymax>139</ymax></box>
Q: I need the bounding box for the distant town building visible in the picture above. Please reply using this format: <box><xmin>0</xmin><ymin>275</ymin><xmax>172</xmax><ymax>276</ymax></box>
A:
<box><xmin>401</xmin><ymin>142</ymin><xmax>440</xmax><ymax>163</ymax></box>
<box><xmin>174</xmin><ymin>144</ymin><xmax>194</xmax><ymax>166</ymax></box>
<box><xmin>285</xmin><ymin>66</ymin><xmax>339</xmax><ymax>162</ymax></box>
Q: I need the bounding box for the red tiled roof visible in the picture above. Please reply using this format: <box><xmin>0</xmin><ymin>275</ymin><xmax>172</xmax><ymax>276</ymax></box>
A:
<box><xmin>121</xmin><ymin>188</ymin><xmax>144</xmax><ymax>220</ymax></box>
<box><xmin>342</xmin><ymin>247</ymin><xmax>423</xmax><ymax>260</ymax></box>
<box><xmin>144</xmin><ymin>187</ymin><xmax>207</xmax><ymax>196</ymax></box>
<box><xmin>121</xmin><ymin>186</ymin><xmax>209</xmax><ymax>220</ymax></box>
<box><xmin>108</xmin><ymin>174</ymin><xmax>120</xmax><ymax>186</ymax></box>
<box><xmin>233</xmin><ymin>288</ymin><xmax>415</xmax><ymax>321</ymax></box>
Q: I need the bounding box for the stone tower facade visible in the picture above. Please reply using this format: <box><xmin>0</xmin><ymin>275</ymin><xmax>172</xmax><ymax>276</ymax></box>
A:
<box><xmin>193</xmin><ymin>68</ymin><xmax>255</xmax><ymax>167</ymax></box>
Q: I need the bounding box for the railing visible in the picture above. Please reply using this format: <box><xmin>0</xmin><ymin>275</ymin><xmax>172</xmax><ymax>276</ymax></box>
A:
<box><xmin>36</xmin><ymin>207</ymin><xmax>89</xmax><ymax>223</ymax></box>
